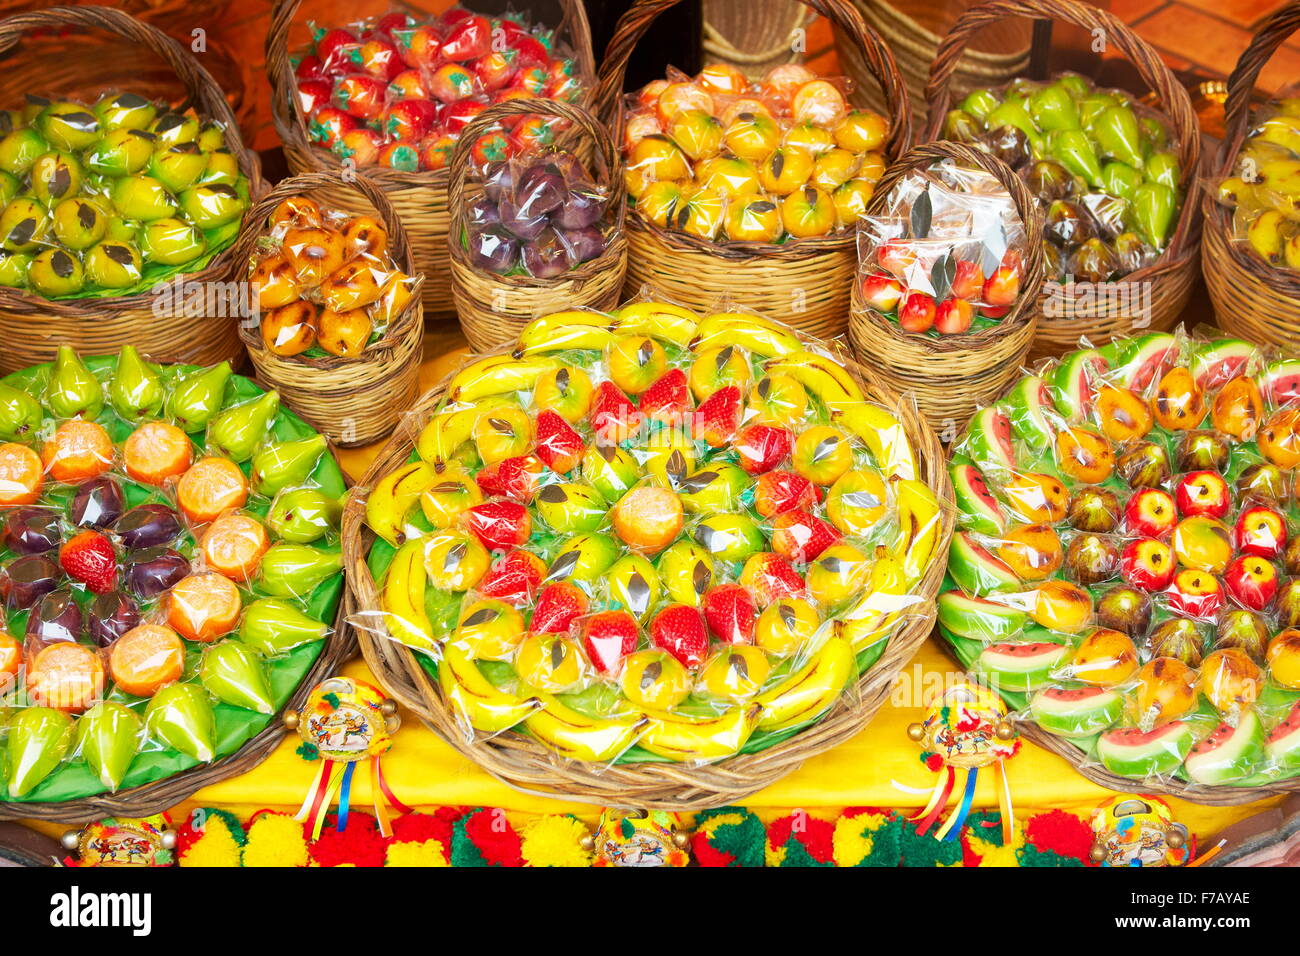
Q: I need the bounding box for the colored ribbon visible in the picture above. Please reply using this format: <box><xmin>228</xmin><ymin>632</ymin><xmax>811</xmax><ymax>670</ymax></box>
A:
<box><xmin>936</xmin><ymin>768</ymin><xmax>978</xmax><ymax>842</ymax></box>
<box><xmin>375</xmin><ymin>756</ymin><xmax>414</xmax><ymax>814</ymax></box>
<box><xmin>311</xmin><ymin>763</ymin><xmax>346</xmax><ymax>841</ymax></box>
<box><xmin>336</xmin><ymin>761</ymin><xmax>357</xmax><ymax>832</ymax></box>
<box><xmin>994</xmin><ymin>759</ymin><xmax>1014</xmax><ymax>845</ymax></box>
<box><xmin>295</xmin><ymin>759</ymin><xmax>332</xmax><ymax>824</ymax></box>
<box><xmin>913</xmin><ymin>766</ymin><xmax>955</xmax><ymax>836</ymax></box>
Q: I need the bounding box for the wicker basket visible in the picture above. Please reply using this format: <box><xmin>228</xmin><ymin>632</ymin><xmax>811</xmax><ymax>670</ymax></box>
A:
<box><xmin>836</xmin><ymin>0</ymin><xmax>1031</xmax><ymax>129</ymax></box>
<box><xmin>926</xmin><ymin>0</ymin><xmax>1202</xmax><ymax>362</ymax></box>
<box><xmin>267</xmin><ymin>0</ymin><xmax>597</xmax><ymax>321</ymax></box>
<box><xmin>0</xmin><ymin>595</ymin><xmax>357</xmax><ymax>824</ymax></box>
<box><xmin>0</xmin><ymin>5</ymin><xmax>265</xmax><ymax>374</ymax></box>
<box><xmin>594</xmin><ymin>0</ymin><xmax>911</xmax><ymax>340</ymax></box>
<box><xmin>232</xmin><ymin>172</ymin><xmax>425</xmax><ymax>448</ymax></box>
<box><xmin>448</xmin><ymin>98</ymin><xmax>627</xmax><ymax>353</ymax></box>
<box><xmin>343</xmin><ymin>334</ymin><xmax>953</xmax><ymax>811</ymax></box>
<box><xmin>849</xmin><ymin>141</ymin><xmax>1043</xmax><ymax>430</ymax></box>
<box><xmin>1203</xmin><ymin>2</ymin><xmax>1300</xmax><ymax>351</ymax></box>
<box><xmin>930</xmin><ymin>640</ymin><xmax>1299</xmax><ymax>806</ymax></box>
<box><xmin>701</xmin><ymin>0</ymin><xmax>812</xmax><ymax>79</ymax></box>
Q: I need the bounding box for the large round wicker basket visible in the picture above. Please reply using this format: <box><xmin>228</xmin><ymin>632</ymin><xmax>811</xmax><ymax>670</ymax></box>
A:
<box><xmin>266</xmin><ymin>0</ymin><xmax>597</xmax><ymax>320</ymax></box>
<box><xmin>700</xmin><ymin>0</ymin><xmax>811</xmax><ymax>79</ymax></box>
<box><xmin>931</xmin><ymin>640</ymin><xmax>1300</xmax><ymax>806</ymax></box>
<box><xmin>594</xmin><ymin>0</ymin><xmax>912</xmax><ymax>340</ymax></box>
<box><xmin>836</xmin><ymin>0</ymin><xmax>1031</xmax><ymax>129</ymax></box>
<box><xmin>342</xmin><ymin>330</ymin><xmax>953</xmax><ymax>811</ymax></box>
<box><xmin>448</xmin><ymin>98</ymin><xmax>627</xmax><ymax>354</ymax></box>
<box><xmin>849</xmin><ymin>141</ymin><xmax>1044</xmax><ymax>430</ymax></box>
<box><xmin>1203</xmin><ymin>1</ymin><xmax>1300</xmax><ymax>351</ymax></box>
<box><xmin>926</xmin><ymin>0</ymin><xmax>1202</xmax><ymax>362</ymax></box>
<box><xmin>0</xmin><ymin>5</ymin><xmax>265</xmax><ymax>374</ymax></box>
<box><xmin>231</xmin><ymin>172</ymin><xmax>425</xmax><ymax>448</ymax></box>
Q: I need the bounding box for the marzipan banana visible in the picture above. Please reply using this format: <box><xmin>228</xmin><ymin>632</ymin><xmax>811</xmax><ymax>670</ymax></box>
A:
<box><xmin>514</xmin><ymin>310</ymin><xmax>617</xmax><ymax>356</ymax></box>
<box><xmin>446</xmin><ymin>355</ymin><xmax>560</xmax><ymax>403</ymax></box>
<box><xmin>416</xmin><ymin>407</ymin><xmax>480</xmax><ymax>464</ymax></box>
<box><xmin>689</xmin><ymin>312</ymin><xmax>802</xmax><ymax>357</ymax></box>
<box><xmin>755</xmin><ymin>637</ymin><xmax>855</xmax><ymax>731</ymax></box>
<box><xmin>367</xmin><ymin>461</ymin><xmax>439</xmax><ymax>546</ymax></box>
<box><xmin>890</xmin><ymin>477</ymin><xmax>944</xmax><ymax>586</ymax></box>
<box><xmin>441</xmin><ymin>642</ymin><xmax>540</xmax><ymax>734</ymax></box>
<box><xmin>613</xmin><ymin>301</ymin><xmax>700</xmax><ymax>346</ymax></box>
<box><xmin>381</xmin><ymin>537</ymin><xmax>438</xmax><ymax>654</ymax></box>
<box><xmin>835</xmin><ymin>547</ymin><xmax>910</xmax><ymax>651</ymax></box>
<box><xmin>523</xmin><ymin>693</ymin><xmax>646</xmax><ymax>761</ymax></box>
<box><xmin>637</xmin><ymin>703</ymin><xmax>762</xmax><ymax>761</ymax></box>
<box><xmin>767</xmin><ymin>351</ymin><xmax>918</xmax><ymax>479</ymax></box>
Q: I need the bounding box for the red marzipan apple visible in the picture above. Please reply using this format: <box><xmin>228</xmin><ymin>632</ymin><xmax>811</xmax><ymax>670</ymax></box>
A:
<box><xmin>1166</xmin><ymin>568</ymin><xmax>1224</xmax><ymax>619</ymax></box>
<box><xmin>982</xmin><ymin>267</ymin><xmax>1021</xmax><ymax>307</ymax></box>
<box><xmin>878</xmin><ymin>240</ymin><xmax>918</xmax><ymax>280</ymax></box>
<box><xmin>950</xmin><ymin>259</ymin><xmax>985</xmax><ymax>300</ymax></box>
<box><xmin>1234</xmin><ymin>505</ymin><xmax>1288</xmax><ymax>560</ymax></box>
<box><xmin>1224</xmin><ymin>554</ymin><xmax>1279</xmax><ymax>611</ymax></box>
<box><xmin>898</xmin><ymin>291</ymin><xmax>936</xmax><ymax>333</ymax></box>
<box><xmin>860</xmin><ymin>272</ymin><xmax>903</xmax><ymax>312</ymax></box>
<box><xmin>1120</xmin><ymin>537</ymin><xmax>1175</xmax><ymax>591</ymax></box>
<box><xmin>1123</xmin><ymin>488</ymin><xmax>1177</xmax><ymax>539</ymax></box>
<box><xmin>1174</xmin><ymin>470</ymin><xmax>1231</xmax><ymax>519</ymax></box>
<box><xmin>933</xmin><ymin>297</ymin><xmax>973</xmax><ymax>335</ymax></box>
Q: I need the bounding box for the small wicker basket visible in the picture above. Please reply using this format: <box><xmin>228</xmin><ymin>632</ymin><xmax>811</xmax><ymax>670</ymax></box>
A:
<box><xmin>448</xmin><ymin>98</ymin><xmax>627</xmax><ymax>354</ymax></box>
<box><xmin>0</xmin><ymin>4</ymin><xmax>265</xmax><ymax>374</ymax></box>
<box><xmin>849</xmin><ymin>141</ymin><xmax>1044</xmax><ymax>430</ymax></box>
<box><xmin>231</xmin><ymin>172</ymin><xmax>425</xmax><ymax>449</ymax></box>
<box><xmin>594</xmin><ymin>0</ymin><xmax>912</xmax><ymax>340</ymax></box>
<box><xmin>266</xmin><ymin>0</ymin><xmax>597</xmax><ymax>320</ymax></box>
<box><xmin>1203</xmin><ymin>1</ymin><xmax>1300</xmax><ymax>351</ymax></box>
<box><xmin>926</xmin><ymin>0</ymin><xmax>1202</xmax><ymax>362</ymax></box>
<box><xmin>343</xmin><ymin>329</ymin><xmax>953</xmax><ymax>811</ymax></box>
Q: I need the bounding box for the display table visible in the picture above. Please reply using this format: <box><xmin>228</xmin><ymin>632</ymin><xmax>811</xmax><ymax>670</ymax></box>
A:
<box><xmin>21</xmin><ymin>333</ymin><xmax>1283</xmax><ymax>844</ymax></box>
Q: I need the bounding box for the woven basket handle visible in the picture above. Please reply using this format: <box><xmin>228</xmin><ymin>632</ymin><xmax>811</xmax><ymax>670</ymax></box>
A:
<box><xmin>862</xmin><ymin>139</ymin><xmax>1046</xmax><ymax>293</ymax></box>
<box><xmin>0</xmin><ymin>4</ymin><xmax>245</xmax><ymax>138</ymax></box>
<box><xmin>447</xmin><ymin>98</ymin><xmax>624</xmax><ymax>222</ymax></box>
<box><xmin>1218</xmin><ymin>1</ymin><xmax>1300</xmax><ymax>176</ymax></box>
<box><xmin>925</xmin><ymin>0</ymin><xmax>1199</xmax><ymax>193</ymax></box>
<box><xmin>593</xmin><ymin>0</ymin><xmax>912</xmax><ymax>159</ymax></box>
<box><xmin>266</xmin><ymin>0</ymin><xmax>598</xmax><ymax>148</ymax></box>
<box><xmin>231</xmin><ymin>170</ymin><xmax>422</xmax><ymax>357</ymax></box>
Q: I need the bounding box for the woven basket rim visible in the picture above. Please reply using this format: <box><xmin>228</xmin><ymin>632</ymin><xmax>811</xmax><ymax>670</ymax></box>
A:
<box><xmin>0</xmin><ymin>4</ymin><xmax>267</xmax><ymax>319</ymax></box>
<box><xmin>341</xmin><ymin>321</ymin><xmax>955</xmax><ymax>810</ymax></box>
<box><xmin>266</xmin><ymin>0</ymin><xmax>598</xmax><ymax>190</ymax></box>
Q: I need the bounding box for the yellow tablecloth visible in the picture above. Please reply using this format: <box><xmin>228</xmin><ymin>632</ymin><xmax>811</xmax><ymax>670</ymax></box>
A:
<box><xmin>24</xmin><ymin>335</ymin><xmax>1284</xmax><ymax>841</ymax></box>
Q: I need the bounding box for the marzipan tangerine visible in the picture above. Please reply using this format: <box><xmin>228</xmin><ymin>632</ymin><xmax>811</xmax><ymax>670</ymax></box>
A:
<box><xmin>201</xmin><ymin>512</ymin><xmax>270</xmax><ymax>581</ymax></box>
<box><xmin>166</xmin><ymin>571</ymin><xmax>243</xmax><ymax>642</ymax></box>
<box><xmin>0</xmin><ymin>442</ymin><xmax>42</xmax><ymax>505</ymax></box>
<box><xmin>27</xmin><ymin>641</ymin><xmax>105</xmax><ymax>712</ymax></box>
<box><xmin>177</xmin><ymin>456</ymin><xmax>250</xmax><ymax>523</ymax></box>
<box><xmin>123</xmin><ymin>421</ymin><xmax>193</xmax><ymax>486</ymax></box>
<box><xmin>110</xmin><ymin>624</ymin><xmax>185</xmax><ymax>697</ymax></box>
<box><xmin>41</xmin><ymin>420</ymin><xmax>114</xmax><ymax>483</ymax></box>
<box><xmin>0</xmin><ymin>630</ymin><xmax>19</xmax><ymax>690</ymax></box>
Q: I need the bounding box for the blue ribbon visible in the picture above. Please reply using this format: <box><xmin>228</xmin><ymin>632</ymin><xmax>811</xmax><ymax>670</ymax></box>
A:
<box><xmin>942</xmin><ymin>767</ymin><xmax>979</xmax><ymax>842</ymax></box>
<box><xmin>337</xmin><ymin>761</ymin><xmax>357</xmax><ymax>831</ymax></box>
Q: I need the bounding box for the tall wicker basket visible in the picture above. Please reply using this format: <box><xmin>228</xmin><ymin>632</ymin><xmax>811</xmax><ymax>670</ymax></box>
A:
<box><xmin>836</xmin><ymin>0</ymin><xmax>1031</xmax><ymax>129</ymax></box>
<box><xmin>1203</xmin><ymin>1</ymin><xmax>1300</xmax><ymax>350</ymax></box>
<box><xmin>926</xmin><ymin>0</ymin><xmax>1202</xmax><ymax>361</ymax></box>
<box><xmin>448</xmin><ymin>98</ymin><xmax>627</xmax><ymax>353</ymax></box>
<box><xmin>849</xmin><ymin>141</ymin><xmax>1044</xmax><ymax>430</ymax></box>
<box><xmin>594</xmin><ymin>0</ymin><xmax>912</xmax><ymax>340</ymax></box>
<box><xmin>231</xmin><ymin>172</ymin><xmax>425</xmax><ymax>448</ymax></box>
<box><xmin>343</xmin><ymin>327</ymin><xmax>953</xmax><ymax>811</ymax></box>
<box><xmin>266</xmin><ymin>0</ymin><xmax>597</xmax><ymax>320</ymax></box>
<box><xmin>0</xmin><ymin>5</ymin><xmax>264</xmax><ymax>373</ymax></box>
<box><xmin>700</xmin><ymin>0</ymin><xmax>811</xmax><ymax>79</ymax></box>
